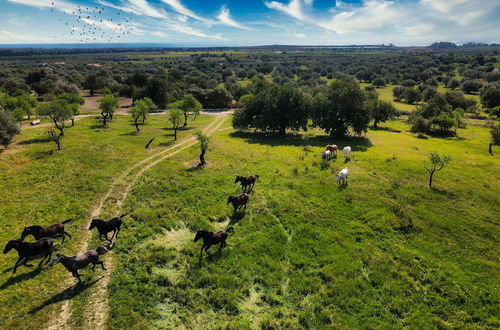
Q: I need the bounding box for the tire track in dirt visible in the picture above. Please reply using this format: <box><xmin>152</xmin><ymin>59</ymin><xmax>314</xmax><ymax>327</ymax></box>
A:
<box><xmin>46</xmin><ymin>113</ymin><xmax>227</xmax><ymax>330</ymax></box>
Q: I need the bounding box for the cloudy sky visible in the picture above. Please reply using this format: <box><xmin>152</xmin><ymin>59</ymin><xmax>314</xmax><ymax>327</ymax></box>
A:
<box><xmin>0</xmin><ymin>0</ymin><xmax>499</xmax><ymax>46</ymax></box>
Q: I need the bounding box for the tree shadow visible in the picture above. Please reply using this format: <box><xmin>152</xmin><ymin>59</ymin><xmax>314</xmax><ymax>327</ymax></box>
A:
<box><xmin>158</xmin><ymin>140</ymin><xmax>175</xmax><ymax>147</ymax></box>
<box><xmin>17</xmin><ymin>137</ymin><xmax>51</xmax><ymax>145</ymax></box>
<box><xmin>229</xmin><ymin>131</ymin><xmax>373</xmax><ymax>151</ymax></box>
<box><xmin>430</xmin><ymin>186</ymin><xmax>456</xmax><ymax>197</ymax></box>
<box><xmin>32</xmin><ymin>150</ymin><xmax>55</xmax><ymax>159</ymax></box>
<box><xmin>120</xmin><ymin>131</ymin><xmax>139</xmax><ymax>136</ymax></box>
<box><xmin>415</xmin><ymin>134</ymin><xmax>429</xmax><ymax>139</ymax></box>
<box><xmin>371</xmin><ymin>126</ymin><xmax>402</xmax><ymax>133</ymax></box>
<box><xmin>28</xmin><ymin>276</ymin><xmax>103</xmax><ymax>315</ymax></box>
<box><xmin>0</xmin><ymin>267</ymin><xmax>42</xmax><ymax>290</ymax></box>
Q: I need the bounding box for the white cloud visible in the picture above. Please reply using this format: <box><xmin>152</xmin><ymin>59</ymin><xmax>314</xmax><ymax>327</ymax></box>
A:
<box><xmin>0</xmin><ymin>30</ymin><xmax>55</xmax><ymax>43</ymax></box>
<box><xmin>264</xmin><ymin>0</ymin><xmax>308</xmax><ymax>20</ymax></box>
<box><xmin>164</xmin><ymin>23</ymin><xmax>224</xmax><ymax>40</ymax></box>
<box><xmin>319</xmin><ymin>0</ymin><xmax>403</xmax><ymax>34</ymax></box>
<box><xmin>404</xmin><ymin>23</ymin><xmax>436</xmax><ymax>38</ymax></box>
<box><xmin>217</xmin><ymin>6</ymin><xmax>254</xmax><ymax>30</ymax></box>
<box><xmin>151</xmin><ymin>31</ymin><xmax>168</xmax><ymax>37</ymax></box>
<box><xmin>293</xmin><ymin>33</ymin><xmax>305</xmax><ymax>38</ymax></box>
<box><xmin>420</xmin><ymin>0</ymin><xmax>497</xmax><ymax>26</ymax></box>
<box><xmin>159</xmin><ymin>0</ymin><xmax>208</xmax><ymax>22</ymax></box>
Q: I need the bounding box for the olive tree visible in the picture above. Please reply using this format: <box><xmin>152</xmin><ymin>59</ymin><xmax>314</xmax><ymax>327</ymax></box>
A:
<box><xmin>99</xmin><ymin>94</ymin><xmax>119</xmax><ymax>125</ymax></box>
<box><xmin>37</xmin><ymin>99</ymin><xmax>72</xmax><ymax>136</ymax></box>
<box><xmin>128</xmin><ymin>100</ymin><xmax>149</xmax><ymax>132</ymax></box>
<box><xmin>0</xmin><ymin>107</ymin><xmax>20</xmax><ymax>149</ymax></box>
<box><xmin>170</xmin><ymin>94</ymin><xmax>202</xmax><ymax>127</ymax></box>
<box><xmin>169</xmin><ymin>109</ymin><xmax>182</xmax><ymax>140</ymax></box>
<box><xmin>194</xmin><ymin>130</ymin><xmax>210</xmax><ymax>166</ymax></box>
<box><xmin>370</xmin><ymin>99</ymin><xmax>398</xmax><ymax>128</ymax></box>
<box><xmin>424</xmin><ymin>152</ymin><xmax>451</xmax><ymax>187</ymax></box>
<box><xmin>490</xmin><ymin>123</ymin><xmax>500</xmax><ymax>155</ymax></box>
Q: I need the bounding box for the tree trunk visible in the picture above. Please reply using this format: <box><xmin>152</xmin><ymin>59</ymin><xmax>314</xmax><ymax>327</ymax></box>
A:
<box><xmin>142</xmin><ymin>115</ymin><xmax>146</xmax><ymax>123</ymax></box>
<box><xmin>71</xmin><ymin>117</ymin><xmax>75</xmax><ymax>127</ymax></box>
<box><xmin>184</xmin><ymin>112</ymin><xmax>188</xmax><ymax>127</ymax></box>
<box><xmin>174</xmin><ymin>128</ymin><xmax>177</xmax><ymax>140</ymax></box>
<box><xmin>145</xmin><ymin>137</ymin><xmax>155</xmax><ymax>149</ymax></box>
<box><xmin>135</xmin><ymin>120</ymin><xmax>140</xmax><ymax>132</ymax></box>
<box><xmin>429</xmin><ymin>171</ymin><xmax>434</xmax><ymax>187</ymax></box>
<box><xmin>54</xmin><ymin>120</ymin><xmax>64</xmax><ymax>136</ymax></box>
<box><xmin>374</xmin><ymin>120</ymin><xmax>379</xmax><ymax>128</ymax></box>
<box><xmin>102</xmin><ymin>113</ymin><xmax>108</xmax><ymax>125</ymax></box>
<box><xmin>90</xmin><ymin>89</ymin><xmax>94</xmax><ymax>97</ymax></box>
<box><xmin>279</xmin><ymin>127</ymin><xmax>286</xmax><ymax>135</ymax></box>
<box><xmin>199</xmin><ymin>150</ymin><xmax>206</xmax><ymax>165</ymax></box>
<box><xmin>489</xmin><ymin>142</ymin><xmax>493</xmax><ymax>155</ymax></box>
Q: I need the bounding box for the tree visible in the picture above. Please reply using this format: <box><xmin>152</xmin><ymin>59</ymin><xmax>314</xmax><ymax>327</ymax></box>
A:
<box><xmin>47</xmin><ymin>127</ymin><xmax>62</xmax><ymax>150</ymax></box>
<box><xmin>169</xmin><ymin>109</ymin><xmax>182</xmax><ymax>140</ymax></box>
<box><xmin>239</xmin><ymin>94</ymin><xmax>253</xmax><ymax>105</ymax></box>
<box><xmin>83</xmin><ymin>74</ymin><xmax>103</xmax><ymax>96</ymax></box>
<box><xmin>446</xmin><ymin>78</ymin><xmax>460</xmax><ymax>89</ymax></box>
<box><xmin>490</xmin><ymin>124</ymin><xmax>500</xmax><ymax>155</ymax></box>
<box><xmin>143</xmin><ymin>75</ymin><xmax>169</xmax><ymax>108</ymax></box>
<box><xmin>461</xmin><ymin>79</ymin><xmax>483</xmax><ymax>94</ymax></box>
<box><xmin>424</xmin><ymin>152</ymin><xmax>451</xmax><ymax>187</ymax></box>
<box><xmin>480</xmin><ymin>86</ymin><xmax>500</xmax><ymax>109</ymax></box>
<box><xmin>234</xmin><ymin>85</ymin><xmax>310</xmax><ymax>135</ymax></box>
<box><xmin>312</xmin><ymin>79</ymin><xmax>369</xmax><ymax>137</ymax></box>
<box><xmin>99</xmin><ymin>94</ymin><xmax>119</xmax><ymax>125</ymax></box>
<box><xmin>0</xmin><ymin>107</ymin><xmax>20</xmax><ymax>148</ymax></box>
<box><xmin>141</xmin><ymin>97</ymin><xmax>156</xmax><ymax>122</ymax></box>
<box><xmin>370</xmin><ymin>99</ymin><xmax>398</xmax><ymax>127</ymax></box>
<box><xmin>402</xmin><ymin>87</ymin><xmax>421</xmax><ymax>104</ymax></box>
<box><xmin>37</xmin><ymin>100</ymin><xmax>72</xmax><ymax>136</ymax></box>
<box><xmin>169</xmin><ymin>94</ymin><xmax>202</xmax><ymax>127</ymax></box>
<box><xmin>372</xmin><ymin>77</ymin><xmax>386</xmax><ymax>87</ymax></box>
<box><xmin>128</xmin><ymin>100</ymin><xmax>148</xmax><ymax>132</ymax></box>
<box><xmin>392</xmin><ymin>86</ymin><xmax>405</xmax><ymax>102</ymax></box>
<box><xmin>194</xmin><ymin>130</ymin><xmax>210</xmax><ymax>166</ymax></box>
<box><xmin>58</xmin><ymin>93</ymin><xmax>83</xmax><ymax>126</ymax></box>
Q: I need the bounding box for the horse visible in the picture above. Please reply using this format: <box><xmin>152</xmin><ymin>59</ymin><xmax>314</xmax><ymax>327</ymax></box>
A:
<box><xmin>89</xmin><ymin>214</ymin><xmax>127</xmax><ymax>242</ymax></box>
<box><xmin>321</xmin><ymin>150</ymin><xmax>332</xmax><ymax>161</ymax></box>
<box><xmin>20</xmin><ymin>218</ymin><xmax>73</xmax><ymax>244</ymax></box>
<box><xmin>337</xmin><ymin>167</ymin><xmax>348</xmax><ymax>185</ymax></box>
<box><xmin>194</xmin><ymin>227</ymin><xmax>234</xmax><ymax>258</ymax></box>
<box><xmin>50</xmin><ymin>250</ymin><xmax>106</xmax><ymax>282</ymax></box>
<box><xmin>227</xmin><ymin>191</ymin><xmax>252</xmax><ymax>212</ymax></box>
<box><xmin>235</xmin><ymin>175</ymin><xmax>259</xmax><ymax>191</ymax></box>
<box><xmin>343</xmin><ymin>146</ymin><xmax>352</xmax><ymax>160</ymax></box>
<box><xmin>325</xmin><ymin>144</ymin><xmax>338</xmax><ymax>157</ymax></box>
<box><xmin>3</xmin><ymin>238</ymin><xmax>53</xmax><ymax>274</ymax></box>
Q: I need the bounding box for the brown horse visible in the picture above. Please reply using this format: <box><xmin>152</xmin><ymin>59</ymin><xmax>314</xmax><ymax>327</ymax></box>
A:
<box><xmin>3</xmin><ymin>238</ymin><xmax>53</xmax><ymax>273</ymax></box>
<box><xmin>50</xmin><ymin>250</ymin><xmax>106</xmax><ymax>282</ymax></box>
<box><xmin>89</xmin><ymin>214</ymin><xmax>127</xmax><ymax>242</ymax></box>
<box><xmin>325</xmin><ymin>144</ymin><xmax>338</xmax><ymax>157</ymax></box>
<box><xmin>20</xmin><ymin>218</ymin><xmax>73</xmax><ymax>243</ymax></box>
<box><xmin>194</xmin><ymin>227</ymin><xmax>234</xmax><ymax>258</ymax></box>
<box><xmin>235</xmin><ymin>175</ymin><xmax>259</xmax><ymax>191</ymax></box>
<box><xmin>227</xmin><ymin>190</ymin><xmax>252</xmax><ymax>212</ymax></box>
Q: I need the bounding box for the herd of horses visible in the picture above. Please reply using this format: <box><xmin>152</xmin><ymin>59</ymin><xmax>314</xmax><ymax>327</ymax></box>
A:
<box><xmin>322</xmin><ymin>144</ymin><xmax>352</xmax><ymax>185</ymax></box>
<box><xmin>3</xmin><ymin>175</ymin><xmax>260</xmax><ymax>281</ymax></box>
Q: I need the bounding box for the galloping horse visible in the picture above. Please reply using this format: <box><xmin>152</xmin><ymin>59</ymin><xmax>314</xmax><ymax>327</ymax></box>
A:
<box><xmin>50</xmin><ymin>250</ymin><xmax>106</xmax><ymax>282</ymax></box>
<box><xmin>20</xmin><ymin>218</ymin><xmax>73</xmax><ymax>243</ymax></box>
<box><xmin>235</xmin><ymin>175</ymin><xmax>259</xmax><ymax>191</ymax></box>
<box><xmin>194</xmin><ymin>227</ymin><xmax>234</xmax><ymax>258</ymax></box>
<box><xmin>3</xmin><ymin>238</ymin><xmax>53</xmax><ymax>273</ymax></box>
<box><xmin>89</xmin><ymin>214</ymin><xmax>127</xmax><ymax>242</ymax></box>
<box><xmin>227</xmin><ymin>191</ymin><xmax>252</xmax><ymax>212</ymax></box>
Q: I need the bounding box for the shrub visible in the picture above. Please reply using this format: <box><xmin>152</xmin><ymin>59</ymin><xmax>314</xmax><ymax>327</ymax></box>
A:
<box><xmin>0</xmin><ymin>107</ymin><xmax>20</xmax><ymax>148</ymax></box>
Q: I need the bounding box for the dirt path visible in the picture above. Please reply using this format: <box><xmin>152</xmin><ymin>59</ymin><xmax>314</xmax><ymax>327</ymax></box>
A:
<box><xmin>46</xmin><ymin>113</ymin><xmax>227</xmax><ymax>330</ymax></box>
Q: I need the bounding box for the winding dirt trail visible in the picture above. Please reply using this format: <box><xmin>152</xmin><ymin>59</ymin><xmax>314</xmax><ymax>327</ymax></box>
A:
<box><xmin>46</xmin><ymin>113</ymin><xmax>227</xmax><ymax>329</ymax></box>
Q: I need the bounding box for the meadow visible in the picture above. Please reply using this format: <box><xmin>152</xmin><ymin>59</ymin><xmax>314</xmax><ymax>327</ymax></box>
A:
<box><xmin>104</xmin><ymin>117</ymin><xmax>498</xmax><ymax>328</ymax></box>
<box><xmin>0</xmin><ymin>113</ymin><xmax>214</xmax><ymax>329</ymax></box>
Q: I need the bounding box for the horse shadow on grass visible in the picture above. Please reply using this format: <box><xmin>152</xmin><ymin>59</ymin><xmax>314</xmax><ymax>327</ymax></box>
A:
<box><xmin>0</xmin><ymin>267</ymin><xmax>42</xmax><ymax>290</ymax></box>
<box><xmin>210</xmin><ymin>212</ymin><xmax>245</xmax><ymax>227</ymax></box>
<box><xmin>229</xmin><ymin>131</ymin><xmax>373</xmax><ymax>151</ymax></box>
<box><xmin>28</xmin><ymin>276</ymin><xmax>103</xmax><ymax>315</ymax></box>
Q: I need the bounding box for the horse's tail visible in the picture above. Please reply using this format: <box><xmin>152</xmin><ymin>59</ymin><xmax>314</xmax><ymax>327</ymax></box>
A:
<box><xmin>255</xmin><ymin>175</ymin><xmax>259</xmax><ymax>180</ymax></box>
<box><xmin>226</xmin><ymin>227</ymin><xmax>234</xmax><ymax>233</ymax></box>
<box><xmin>61</xmin><ymin>218</ymin><xmax>74</xmax><ymax>224</ymax></box>
<box><xmin>119</xmin><ymin>213</ymin><xmax>128</xmax><ymax>219</ymax></box>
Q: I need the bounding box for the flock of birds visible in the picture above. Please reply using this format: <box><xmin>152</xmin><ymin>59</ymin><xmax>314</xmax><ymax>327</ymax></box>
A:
<box><xmin>49</xmin><ymin>1</ymin><xmax>136</xmax><ymax>43</ymax></box>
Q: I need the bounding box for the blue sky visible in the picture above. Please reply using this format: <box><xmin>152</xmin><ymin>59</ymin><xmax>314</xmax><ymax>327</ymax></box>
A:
<box><xmin>0</xmin><ymin>0</ymin><xmax>499</xmax><ymax>45</ymax></box>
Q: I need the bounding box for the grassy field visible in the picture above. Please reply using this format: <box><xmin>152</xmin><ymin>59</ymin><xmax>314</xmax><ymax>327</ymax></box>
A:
<box><xmin>105</xmin><ymin>118</ymin><xmax>499</xmax><ymax>328</ymax></box>
<box><xmin>0</xmin><ymin>113</ymin><xmax>214</xmax><ymax>329</ymax></box>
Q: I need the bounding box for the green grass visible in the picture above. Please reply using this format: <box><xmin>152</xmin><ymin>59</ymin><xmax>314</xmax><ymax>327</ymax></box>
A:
<box><xmin>106</xmin><ymin>118</ymin><xmax>499</xmax><ymax>328</ymax></box>
<box><xmin>359</xmin><ymin>83</ymin><xmax>418</xmax><ymax>112</ymax></box>
<box><xmin>0</xmin><ymin>113</ymin><xmax>213</xmax><ymax>329</ymax></box>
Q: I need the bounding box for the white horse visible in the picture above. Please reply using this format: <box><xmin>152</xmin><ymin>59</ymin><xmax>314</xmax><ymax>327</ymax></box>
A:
<box><xmin>343</xmin><ymin>146</ymin><xmax>352</xmax><ymax>160</ymax></box>
<box><xmin>337</xmin><ymin>167</ymin><xmax>348</xmax><ymax>185</ymax></box>
<box><xmin>321</xmin><ymin>150</ymin><xmax>332</xmax><ymax>161</ymax></box>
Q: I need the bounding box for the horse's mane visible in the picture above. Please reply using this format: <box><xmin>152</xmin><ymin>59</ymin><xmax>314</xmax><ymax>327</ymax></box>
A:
<box><xmin>24</xmin><ymin>225</ymin><xmax>43</xmax><ymax>230</ymax></box>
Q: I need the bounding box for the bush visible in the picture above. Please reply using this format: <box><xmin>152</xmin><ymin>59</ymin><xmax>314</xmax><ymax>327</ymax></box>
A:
<box><xmin>410</xmin><ymin>115</ymin><xmax>431</xmax><ymax>134</ymax></box>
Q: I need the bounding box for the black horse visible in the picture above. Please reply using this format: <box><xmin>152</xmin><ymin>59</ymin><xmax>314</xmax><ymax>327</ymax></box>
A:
<box><xmin>89</xmin><ymin>214</ymin><xmax>127</xmax><ymax>242</ymax></box>
<box><xmin>227</xmin><ymin>190</ymin><xmax>252</xmax><ymax>212</ymax></box>
<box><xmin>235</xmin><ymin>175</ymin><xmax>259</xmax><ymax>191</ymax></box>
<box><xmin>20</xmin><ymin>218</ymin><xmax>73</xmax><ymax>243</ymax></box>
<box><xmin>194</xmin><ymin>227</ymin><xmax>234</xmax><ymax>258</ymax></box>
<box><xmin>50</xmin><ymin>250</ymin><xmax>106</xmax><ymax>282</ymax></box>
<box><xmin>3</xmin><ymin>238</ymin><xmax>53</xmax><ymax>274</ymax></box>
